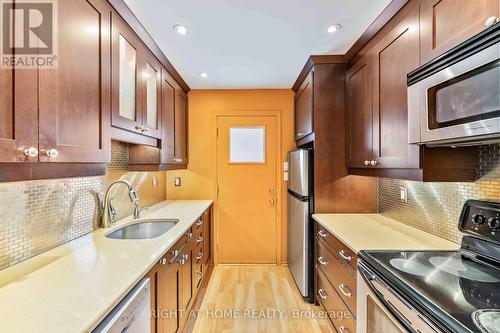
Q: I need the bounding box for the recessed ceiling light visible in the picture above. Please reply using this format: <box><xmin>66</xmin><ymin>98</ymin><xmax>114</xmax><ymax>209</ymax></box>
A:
<box><xmin>326</xmin><ymin>23</ymin><xmax>342</xmax><ymax>34</ymax></box>
<box><xmin>173</xmin><ymin>24</ymin><xmax>188</xmax><ymax>35</ymax></box>
<box><xmin>199</xmin><ymin>72</ymin><xmax>208</xmax><ymax>78</ymax></box>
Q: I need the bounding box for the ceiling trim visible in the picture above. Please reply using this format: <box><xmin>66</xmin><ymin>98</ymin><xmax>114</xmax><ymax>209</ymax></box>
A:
<box><xmin>292</xmin><ymin>0</ymin><xmax>409</xmax><ymax>92</ymax></box>
<box><xmin>108</xmin><ymin>0</ymin><xmax>191</xmax><ymax>93</ymax></box>
<box><xmin>292</xmin><ymin>55</ymin><xmax>346</xmax><ymax>92</ymax></box>
<box><xmin>345</xmin><ymin>0</ymin><xmax>409</xmax><ymax>63</ymax></box>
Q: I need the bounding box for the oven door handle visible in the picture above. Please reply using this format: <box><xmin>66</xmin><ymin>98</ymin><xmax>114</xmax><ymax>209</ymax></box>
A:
<box><xmin>358</xmin><ymin>261</ymin><xmax>443</xmax><ymax>333</ymax></box>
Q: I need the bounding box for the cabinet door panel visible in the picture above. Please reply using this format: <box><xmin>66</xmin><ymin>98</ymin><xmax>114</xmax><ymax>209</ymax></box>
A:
<box><xmin>421</xmin><ymin>0</ymin><xmax>499</xmax><ymax>63</ymax></box>
<box><xmin>157</xmin><ymin>263</ymin><xmax>180</xmax><ymax>333</ymax></box>
<box><xmin>111</xmin><ymin>15</ymin><xmax>143</xmax><ymax>134</ymax></box>
<box><xmin>141</xmin><ymin>51</ymin><xmax>162</xmax><ymax>139</ymax></box>
<box><xmin>161</xmin><ymin>73</ymin><xmax>176</xmax><ymax>164</ymax></box>
<box><xmin>174</xmin><ymin>92</ymin><xmax>188</xmax><ymax>164</ymax></box>
<box><xmin>294</xmin><ymin>71</ymin><xmax>313</xmax><ymax>140</ymax></box>
<box><xmin>38</xmin><ymin>0</ymin><xmax>111</xmax><ymax>163</ymax></box>
<box><xmin>372</xmin><ymin>4</ymin><xmax>420</xmax><ymax>169</ymax></box>
<box><xmin>346</xmin><ymin>56</ymin><xmax>373</xmax><ymax>168</ymax></box>
<box><xmin>0</xmin><ymin>67</ymin><xmax>38</xmax><ymax>162</ymax></box>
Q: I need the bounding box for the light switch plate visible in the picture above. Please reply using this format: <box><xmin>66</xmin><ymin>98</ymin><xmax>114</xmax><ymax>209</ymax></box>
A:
<box><xmin>400</xmin><ymin>186</ymin><xmax>408</xmax><ymax>203</ymax></box>
<box><xmin>174</xmin><ymin>177</ymin><xmax>181</xmax><ymax>187</ymax></box>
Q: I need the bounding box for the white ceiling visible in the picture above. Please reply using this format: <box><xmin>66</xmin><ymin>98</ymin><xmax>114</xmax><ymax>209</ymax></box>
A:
<box><xmin>124</xmin><ymin>0</ymin><xmax>392</xmax><ymax>89</ymax></box>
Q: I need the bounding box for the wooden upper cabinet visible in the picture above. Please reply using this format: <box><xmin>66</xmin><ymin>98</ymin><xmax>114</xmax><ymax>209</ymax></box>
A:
<box><xmin>141</xmin><ymin>51</ymin><xmax>162</xmax><ymax>139</ymax></box>
<box><xmin>38</xmin><ymin>0</ymin><xmax>111</xmax><ymax>163</ymax></box>
<box><xmin>0</xmin><ymin>68</ymin><xmax>38</xmax><ymax>163</ymax></box>
<box><xmin>161</xmin><ymin>72</ymin><xmax>176</xmax><ymax>164</ymax></box>
<box><xmin>346</xmin><ymin>56</ymin><xmax>373</xmax><ymax>168</ymax></box>
<box><xmin>174</xmin><ymin>91</ymin><xmax>188</xmax><ymax>165</ymax></box>
<box><xmin>111</xmin><ymin>16</ymin><xmax>143</xmax><ymax>134</ymax></box>
<box><xmin>294</xmin><ymin>71</ymin><xmax>313</xmax><ymax>141</ymax></box>
<box><xmin>371</xmin><ymin>3</ymin><xmax>420</xmax><ymax>169</ymax></box>
<box><xmin>420</xmin><ymin>0</ymin><xmax>500</xmax><ymax>64</ymax></box>
<box><xmin>111</xmin><ymin>14</ymin><xmax>163</xmax><ymax>140</ymax></box>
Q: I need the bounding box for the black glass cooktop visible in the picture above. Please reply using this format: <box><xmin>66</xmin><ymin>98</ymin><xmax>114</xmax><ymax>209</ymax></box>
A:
<box><xmin>359</xmin><ymin>249</ymin><xmax>500</xmax><ymax>333</ymax></box>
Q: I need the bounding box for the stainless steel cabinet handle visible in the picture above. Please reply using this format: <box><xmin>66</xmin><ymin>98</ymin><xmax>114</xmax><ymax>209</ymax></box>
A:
<box><xmin>297</xmin><ymin>132</ymin><xmax>305</xmax><ymax>137</ymax></box>
<box><xmin>317</xmin><ymin>230</ymin><xmax>328</xmax><ymax>238</ymax></box>
<box><xmin>269</xmin><ymin>199</ymin><xmax>275</xmax><ymax>205</ymax></box>
<box><xmin>339</xmin><ymin>283</ymin><xmax>352</xmax><ymax>298</ymax></box>
<box><xmin>135</xmin><ymin>125</ymin><xmax>143</xmax><ymax>132</ymax></box>
<box><xmin>196</xmin><ymin>236</ymin><xmax>203</xmax><ymax>244</ymax></box>
<box><xmin>143</xmin><ymin>127</ymin><xmax>150</xmax><ymax>132</ymax></box>
<box><xmin>485</xmin><ymin>16</ymin><xmax>500</xmax><ymax>27</ymax></box>
<box><xmin>196</xmin><ymin>219</ymin><xmax>203</xmax><ymax>227</ymax></box>
<box><xmin>24</xmin><ymin>147</ymin><xmax>39</xmax><ymax>157</ymax></box>
<box><xmin>196</xmin><ymin>252</ymin><xmax>203</xmax><ymax>260</ymax></box>
<box><xmin>370</xmin><ymin>160</ymin><xmax>378</xmax><ymax>166</ymax></box>
<box><xmin>186</xmin><ymin>232</ymin><xmax>193</xmax><ymax>239</ymax></box>
<box><xmin>338</xmin><ymin>250</ymin><xmax>352</xmax><ymax>261</ymax></box>
<box><xmin>317</xmin><ymin>256</ymin><xmax>328</xmax><ymax>266</ymax></box>
<box><xmin>159</xmin><ymin>258</ymin><xmax>167</xmax><ymax>265</ymax></box>
<box><xmin>364</xmin><ymin>160</ymin><xmax>370</xmax><ymax>166</ymax></box>
<box><xmin>318</xmin><ymin>289</ymin><xmax>328</xmax><ymax>299</ymax></box>
<box><xmin>339</xmin><ymin>325</ymin><xmax>348</xmax><ymax>333</ymax></box>
<box><xmin>197</xmin><ymin>271</ymin><xmax>203</xmax><ymax>279</ymax></box>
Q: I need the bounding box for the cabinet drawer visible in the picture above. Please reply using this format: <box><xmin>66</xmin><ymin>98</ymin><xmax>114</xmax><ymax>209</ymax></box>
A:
<box><xmin>316</xmin><ymin>224</ymin><xmax>357</xmax><ymax>272</ymax></box>
<box><xmin>316</xmin><ymin>267</ymin><xmax>356</xmax><ymax>333</ymax></box>
<box><xmin>316</xmin><ymin>239</ymin><xmax>357</xmax><ymax>314</ymax></box>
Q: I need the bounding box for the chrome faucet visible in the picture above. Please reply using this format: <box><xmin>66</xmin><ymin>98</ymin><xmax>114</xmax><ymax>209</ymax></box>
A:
<box><xmin>133</xmin><ymin>204</ymin><xmax>149</xmax><ymax>220</ymax></box>
<box><xmin>101</xmin><ymin>180</ymin><xmax>139</xmax><ymax>228</ymax></box>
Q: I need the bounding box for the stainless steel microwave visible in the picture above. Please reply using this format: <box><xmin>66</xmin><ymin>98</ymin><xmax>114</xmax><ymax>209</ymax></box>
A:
<box><xmin>408</xmin><ymin>25</ymin><xmax>500</xmax><ymax>147</ymax></box>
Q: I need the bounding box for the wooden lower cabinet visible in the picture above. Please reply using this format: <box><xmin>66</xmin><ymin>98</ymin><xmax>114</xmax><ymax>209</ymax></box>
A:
<box><xmin>147</xmin><ymin>207</ymin><xmax>212</xmax><ymax>333</ymax></box>
<box><xmin>315</xmin><ymin>222</ymin><xmax>358</xmax><ymax>333</ymax></box>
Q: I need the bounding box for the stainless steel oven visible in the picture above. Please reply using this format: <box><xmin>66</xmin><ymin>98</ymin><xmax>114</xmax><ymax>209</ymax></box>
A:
<box><xmin>408</xmin><ymin>25</ymin><xmax>500</xmax><ymax>146</ymax></box>
<box><xmin>357</xmin><ymin>261</ymin><xmax>442</xmax><ymax>333</ymax></box>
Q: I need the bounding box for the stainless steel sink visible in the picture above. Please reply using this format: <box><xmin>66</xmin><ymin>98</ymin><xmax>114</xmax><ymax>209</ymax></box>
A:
<box><xmin>106</xmin><ymin>219</ymin><xmax>179</xmax><ymax>240</ymax></box>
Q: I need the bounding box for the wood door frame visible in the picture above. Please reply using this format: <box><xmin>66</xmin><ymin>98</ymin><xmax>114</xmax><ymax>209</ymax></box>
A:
<box><xmin>214</xmin><ymin>110</ymin><xmax>283</xmax><ymax>266</ymax></box>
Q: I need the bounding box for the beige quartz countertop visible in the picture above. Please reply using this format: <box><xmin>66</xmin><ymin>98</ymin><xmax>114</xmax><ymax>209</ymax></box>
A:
<box><xmin>312</xmin><ymin>214</ymin><xmax>460</xmax><ymax>254</ymax></box>
<box><xmin>0</xmin><ymin>200</ymin><xmax>212</xmax><ymax>333</ymax></box>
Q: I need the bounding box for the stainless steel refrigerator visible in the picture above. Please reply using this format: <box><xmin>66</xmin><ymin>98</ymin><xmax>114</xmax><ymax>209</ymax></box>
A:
<box><xmin>287</xmin><ymin>149</ymin><xmax>313</xmax><ymax>302</ymax></box>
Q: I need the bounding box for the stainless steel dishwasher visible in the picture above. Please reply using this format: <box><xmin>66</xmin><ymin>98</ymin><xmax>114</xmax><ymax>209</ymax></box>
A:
<box><xmin>92</xmin><ymin>278</ymin><xmax>150</xmax><ymax>333</ymax></box>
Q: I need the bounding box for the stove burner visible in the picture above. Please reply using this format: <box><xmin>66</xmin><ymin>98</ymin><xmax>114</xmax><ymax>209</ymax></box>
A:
<box><xmin>429</xmin><ymin>256</ymin><xmax>500</xmax><ymax>283</ymax></box>
<box><xmin>472</xmin><ymin>309</ymin><xmax>500</xmax><ymax>333</ymax></box>
<box><xmin>389</xmin><ymin>258</ymin><xmax>433</xmax><ymax>276</ymax></box>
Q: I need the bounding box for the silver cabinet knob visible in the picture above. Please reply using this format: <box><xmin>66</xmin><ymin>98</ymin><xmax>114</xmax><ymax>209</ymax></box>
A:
<box><xmin>135</xmin><ymin>125</ymin><xmax>142</xmax><ymax>131</ymax></box>
<box><xmin>318</xmin><ymin>289</ymin><xmax>328</xmax><ymax>300</ymax></box>
<box><xmin>196</xmin><ymin>235</ymin><xmax>203</xmax><ymax>244</ymax></box>
<box><xmin>364</xmin><ymin>160</ymin><xmax>370</xmax><ymax>166</ymax></box>
<box><xmin>297</xmin><ymin>132</ymin><xmax>305</xmax><ymax>137</ymax></box>
<box><xmin>43</xmin><ymin>148</ymin><xmax>59</xmax><ymax>158</ymax></box>
<box><xmin>339</xmin><ymin>283</ymin><xmax>352</xmax><ymax>298</ymax></box>
<box><xmin>159</xmin><ymin>258</ymin><xmax>167</xmax><ymax>265</ymax></box>
<box><xmin>196</xmin><ymin>252</ymin><xmax>203</xmax><ymax>261</ymax></box>
<box><xmin>317</xmin><ymin>256</ymin><xmax>328</xmax><ymax>266</ymax></box>
<box><xmin>24</xmin><ymin>147</ymin><xmax>39</xmax><ymax>157</ymax></box>
<box><xmin>485</xmin><ymin>16</ymin><xmax>500</xmax><ymax>27</ymax></box>
<box><xmin>143</xmin><ymin>127</ymin><xmax>150</xmax><ymax>132</ymax></box>
<box><xmin>317</xmin><ymin>230</ymin><xmax>328</xmax><ymax>238</ymax></box>
<box><xmin>370</xmin><ymin>160</ymin><xmax>378</xmax><ymax>166</ymax></box>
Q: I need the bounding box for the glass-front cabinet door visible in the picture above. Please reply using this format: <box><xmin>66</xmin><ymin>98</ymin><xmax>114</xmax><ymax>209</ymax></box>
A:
<box><xmin>141</xmin><ymin>51</ymin><xmax>162</xmax><ymax>139</ymax></box>
<box><xmin>111</xmin><ymin>17</ymin><xmax>142</xmax><ymax>134</ymax></box>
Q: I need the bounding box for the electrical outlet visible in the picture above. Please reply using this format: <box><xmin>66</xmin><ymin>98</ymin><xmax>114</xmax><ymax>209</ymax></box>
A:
<box><xmin>152</xmin><ymin>176</ymin><xmax>159</xmax><ymax>187</ymax></box>
<box><xmin>400</xmin><ymin>186</ymin><xmax>408</xmax><ymax>203</ymax></box>
<box><xmin>283</xmin><ymin>162</ymin><xmax>289</xmax><ymax>171</ymax></box>
<box><xmin>284</xmin><ymin>172</ymin><xmax>289</xmax><ymax>182</ymax></box>
<box><xmin>174</xmin><ymin>177</ymin><xmax>181</xmax><ymax>187</ymax></box>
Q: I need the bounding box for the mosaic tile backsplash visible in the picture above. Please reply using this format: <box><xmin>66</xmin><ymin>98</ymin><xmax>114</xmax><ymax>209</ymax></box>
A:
<box><xmin>379</xmin><ymin>144</ymin><xmax>500</xmax><ymax>244</ymax></box>
<box><xmin>0</xmin><ymin>141</ymin><xmax>166</xmax><ymax>270</ymax></box>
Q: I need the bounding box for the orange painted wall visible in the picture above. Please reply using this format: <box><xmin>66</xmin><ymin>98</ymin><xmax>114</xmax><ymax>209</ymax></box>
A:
<box><xmin>166</xmin><ymin>89</ymin><xmax>295</xmax><ymax>263</ymax></box>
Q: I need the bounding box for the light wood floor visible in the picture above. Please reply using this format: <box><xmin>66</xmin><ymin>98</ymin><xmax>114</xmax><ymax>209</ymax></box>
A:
<box><xmin>192</xmin><ymin>265</ymin><xmax>334</xmax><ymax>333</ymax></box>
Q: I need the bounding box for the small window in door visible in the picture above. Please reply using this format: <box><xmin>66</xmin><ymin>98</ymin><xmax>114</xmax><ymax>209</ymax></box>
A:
<box><xmin>229</xmin><ymin>127</ymin><xmax>265</xmax><ymax>163</ymax></box>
